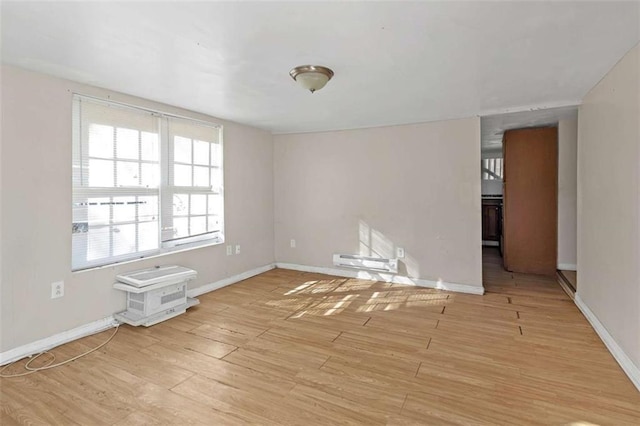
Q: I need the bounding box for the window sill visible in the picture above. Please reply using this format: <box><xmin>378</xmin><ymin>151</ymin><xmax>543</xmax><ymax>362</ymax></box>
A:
<box><xmin>72</xmin><ymin>238</ymin><xmax>224</xmax><ymax>274</ymax></box>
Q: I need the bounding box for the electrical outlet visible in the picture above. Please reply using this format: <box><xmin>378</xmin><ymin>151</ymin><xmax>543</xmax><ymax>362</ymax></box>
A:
<box><xmin>226</xmin><ymin>245</ymin><xmax>233</xmax><ymax>256</ymax></box>
<box><xmin>396</xmin><ymin>247</ymin><xmax>405</xmax><ymax>259</ymax></box>
<box><xmin>51</xmin><ymin>281</ymin><xmax>64</xmax><ymax>299</ymax></box>
<box><xmin>290</xmin><ymin>239</ymin><xmax>296</xmax><ymax>248</ymax></box>
<box><xmin>235</xmin><ymin>244</ymin><xmax>241</xmax><ymax>255</ymax></box>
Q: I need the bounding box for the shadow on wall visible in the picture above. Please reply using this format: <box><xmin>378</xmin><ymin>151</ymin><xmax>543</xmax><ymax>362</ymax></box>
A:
<box><xmin>357</xmin><ymin>220</ymin><xmax>420</xmax><ymax>278</ymax></box>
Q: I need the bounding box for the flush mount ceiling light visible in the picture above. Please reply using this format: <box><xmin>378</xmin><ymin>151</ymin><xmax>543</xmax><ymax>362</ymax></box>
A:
<box><xmin>289</xmin><ymin>65</ymin><xmax>334</xmax><ymax>93</ymax></box>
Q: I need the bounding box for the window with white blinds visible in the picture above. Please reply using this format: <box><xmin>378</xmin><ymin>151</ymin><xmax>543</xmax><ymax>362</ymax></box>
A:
<box><xmin>481</xmin><ymin>157</ymin><xmax>503</xmax><ymax>180</ymax></box>
<box><xmin>72</xmin><ymin>95</ymin><xmax>224</xmax><ymax>270</ymax></box>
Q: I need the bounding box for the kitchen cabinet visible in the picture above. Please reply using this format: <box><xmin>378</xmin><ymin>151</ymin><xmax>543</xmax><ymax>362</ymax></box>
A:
<box><xmin>482</xmin><ymin>200</ymin><xmax>501</xmax><ymax>241</ymax></box>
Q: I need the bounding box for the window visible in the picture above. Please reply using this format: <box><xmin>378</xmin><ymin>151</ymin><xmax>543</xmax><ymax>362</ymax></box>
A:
<box><xmin>72</xmin><ymin>95</ymin><xmax>223</xmax><ymax>270</ymax></box>
<box><xmin>481</xmin><ymin>157</ymin><xmax>503</xmax><ymax>180</ymax></box>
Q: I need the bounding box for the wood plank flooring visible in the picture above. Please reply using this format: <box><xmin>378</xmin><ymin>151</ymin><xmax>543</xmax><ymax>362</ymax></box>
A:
<box><xmin>2</xmin><ymin>248</ymin><xmax>639</xmax><ymax>425</ymax></box>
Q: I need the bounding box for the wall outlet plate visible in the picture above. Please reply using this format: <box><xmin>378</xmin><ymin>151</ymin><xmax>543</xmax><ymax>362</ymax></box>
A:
<box><xmin>396</xmin><ymin>247</ymin><xmax>405</xmax><ymax>259</ymax></box>
<box><xmin>51</xmin><ymin>281</ymin><xmax>64</xmax><ymax>299</ymax></box>
<box><xmin>290</xmin><ymin>239</ymin><xmax>296</xmax><ymax>248</ymax></box>
<box><xmin>226</xmin><ymin>245</ymin><xmax>233</xmax><ymax>256</ymax></box>
<box><xmin>235</xmin><ymin>244</ymin><xmax>241</xmax><ymax>254</ymax></box>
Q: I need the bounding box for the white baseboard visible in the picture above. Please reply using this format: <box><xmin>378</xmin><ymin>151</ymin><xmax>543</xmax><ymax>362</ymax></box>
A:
<box><xmin>575</xmin><ymin>294</ymin><xmax>640</xmax><ymax>392</ymax></box>
<box><xmin>0</xmin><ymin>263</ymin><xmax>276</xmax><ymax>366</ymax></box>
<box><xmin>187</xmin><ymin>263</ymin><xmax>275</xmax><ymax>298</ymax></box>
<box><xmin>275</xmin><ymin>262</ymin><xmax>484</xmax><ymax>295</ymax></box>
<box><xmin>556</xmin><ymin>275</ymin><xmax>575</xmax><ymax>301</ymax></box>
<box><xmin>0</xmin><ymin>316</ymin><xmax>118</xmax><ymax>366</ymax></box>
<box><xmin>558</xmin><ymin>263</ymin><xmax>577</xmax><ymax>271</ymax></box>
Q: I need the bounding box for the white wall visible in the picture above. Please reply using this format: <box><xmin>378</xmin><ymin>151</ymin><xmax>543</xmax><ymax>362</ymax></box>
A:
<box><xmin>0</xmin><ymin>66</ymin><xmax>275</xmax><ymax>352</ymax></box>
<box><xmin>481</xmin><ymin>180</ymin><xmax>503</xmax><ymax>195</ymax></box>
<box><xmin>577</xmin><ymin>44</ymin><xmax>639</xmax><ymax>368</ymax></box>
<box><xmin>274</xmin><ymin>118</ymin><xmax>483</xmax><ymax>289</ymax></box>
<box><xmin>557</xmin><ymin>118</ymin><xmax>578</xmax><ymax>270</ymax></box>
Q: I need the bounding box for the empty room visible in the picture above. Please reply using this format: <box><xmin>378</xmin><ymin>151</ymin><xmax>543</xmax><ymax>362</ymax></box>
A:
<box><xmin>1</xmin><ymin>1</ymin><xmax>639</xmax><ymax>425</ymax></box>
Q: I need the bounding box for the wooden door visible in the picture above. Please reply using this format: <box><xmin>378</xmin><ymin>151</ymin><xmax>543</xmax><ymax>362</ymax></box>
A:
<box><xmin>503</xmin><ymin>127</ymin><xmax>557</xmax><ymax>275</ymax></box>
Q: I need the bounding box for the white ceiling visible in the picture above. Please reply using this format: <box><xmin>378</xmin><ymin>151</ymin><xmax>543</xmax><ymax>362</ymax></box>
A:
<box><xmin>481</xmin><ymin>105</ymin><xmax>579</xmax><ymax>150</ymax></box>
<box><xmin>2</xmin><ymin>1</ymin><xmax>638</xmax><ymax>134</ymax></box>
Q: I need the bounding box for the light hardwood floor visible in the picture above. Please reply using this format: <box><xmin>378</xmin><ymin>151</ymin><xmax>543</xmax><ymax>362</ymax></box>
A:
<box><xmin>2</xmin><ymin>248</ymin><xmax>639</xmax><ymax>425</ymax></box>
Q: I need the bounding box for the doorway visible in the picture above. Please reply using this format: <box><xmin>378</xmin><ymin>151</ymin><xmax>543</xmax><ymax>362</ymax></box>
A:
<box><xmin>480</xmin><ymin>107</ymin><xmax>579</xmax><ymax>283</ymax></box>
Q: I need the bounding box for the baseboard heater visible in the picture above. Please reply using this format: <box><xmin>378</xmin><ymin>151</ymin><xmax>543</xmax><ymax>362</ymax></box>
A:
<box><xmin>333</xmin><ymin>254</ymin><xmax>398</xmax><ymax>274</ymax></box>
<box><xmin>113</xmin><ymin>265</ymin><xmax>199</xmax><ymax>327</ymax></box>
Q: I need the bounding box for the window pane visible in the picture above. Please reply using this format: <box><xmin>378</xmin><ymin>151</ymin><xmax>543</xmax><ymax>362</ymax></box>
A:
<box><xmin>141</xmin><ymin>163</ymin><xmax>159</xmax><ymax>188</ymax></box>
<box><xmin>138</xmin><ymin>221</ymin><xmax>158</xmax><ymax>251</ymax></box>
<box><xmin>87</xmin><ymin>226</ymin><xmax>110</xmax><ymax>261</ymax></box>
<box><xmin>88</xmin><ymin>124</ymin><xmax>114</xmax><ymax>159</ymax></box>
<box><xmin>173</xmin><ymin>194</ymin><xmax>189</xmax><ymax>216</ymax></box>
<box><xmin>193</xmin><ymin>140</ymin><xmax>210</xmax><ymax>165</ymax></box>
<box><xmin>191</xmin><ymin>216</ymin><xmax>207</xmax><ymax>235</ymax></box>
<box><xmin>194</xmin><ymin>166</ymin><xmax>209</xmax><ymax>187</ymax></box>
<box><xmin>116</xmin><ymin>161</ymin><xmax>139</xmax><ymax>187</ymax></box>
<box><xmin>191</xmin><ymin>194</ymin><xmax>207</xmax><ymax>215</ymax></box>
<box><xmin>174</xmin><ymin>136</ymin><xmax>191</xmax><ymax>163</ymax></box>
<box><xmin>173</xmin><ymin>217</ymin><xmax>189</xmax><ymax>238</ymax></box>
<box><xmin>88</xmin><ymin>159</ymin><xmax>114</xmax><ymax>187</ymax></box>
<box><xmin>113</xmin><ymin>224</ymin><xmax>136</xmax><ymax>256</ymax></box>
<box><xmin>208</xmin><ymin>194</ymin><xmax>222</xmax><ymax>214</ymax></box>
<box><xmin>210</xmin><ymin>168</ymin><xmax>222</xmax><ymax>190</ymax></box>
<box><xmin>174</xmin><ymin>164</ymin><xmax>192</xmax><ymax>186</ymax></box>
<box><xmin>138</xmin><ymin>196</ymin><xmax>158</xmax><ymax>222</ymax></box>
<box><xmin>88</xmin><ymin>197</ymin><xmax>110</xmax><ymax>225</ymax></box>
<box><xmin>116</xmin><ymin>128</ymin><xmax>139</xmax><ymax>160</ymax></box>
<box><xmin>207</xmin><ymin>215</ymin><xmax>221</xmax><ymax>232</ymax></box>
<box><xmin>141</xmin><ymin>132</ymin><xmax>159</xmax><ymax>161</ymax></box>
<box><xmin>113</xmin><ymin>197</ymin><xmax>136</xmax><ymax>223</ymax></box>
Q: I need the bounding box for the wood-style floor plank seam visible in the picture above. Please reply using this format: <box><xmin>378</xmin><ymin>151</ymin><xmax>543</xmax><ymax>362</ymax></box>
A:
<box><xmin>1</xmin><ymin>248</ymin><xmax>639</xmax><ymax>425</ymax></box>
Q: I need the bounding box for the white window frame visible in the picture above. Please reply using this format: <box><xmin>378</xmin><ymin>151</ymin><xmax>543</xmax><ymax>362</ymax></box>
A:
<box><xmin>72</xmin><ymin>94</ymin><xmax>224</xmax><ymax>271</ymax></box>
<box><xmin>161</xmin><ymin>116</ymin><xmax>225</xmax><ymax>249</ymax></box>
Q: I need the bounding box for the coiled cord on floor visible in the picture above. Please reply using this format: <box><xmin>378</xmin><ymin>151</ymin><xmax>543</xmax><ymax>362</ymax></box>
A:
<box><xmin>0</xmin><ymin>324</ymin><xmax>120</xmax><ymax>378</ymax></box>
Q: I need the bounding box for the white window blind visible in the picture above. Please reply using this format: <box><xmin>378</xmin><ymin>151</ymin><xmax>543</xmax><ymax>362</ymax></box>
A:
<box><xmin>72</xmin><ymin>95</ymin><xmax>224</xmax><ymax>271</ymax></box>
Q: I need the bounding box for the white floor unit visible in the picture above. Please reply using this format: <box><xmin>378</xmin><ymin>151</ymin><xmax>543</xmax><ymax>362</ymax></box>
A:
<box><xmin>113</xmin><ymin>265</ymin><xmax>199</xmax><ymax>326</ymax></box>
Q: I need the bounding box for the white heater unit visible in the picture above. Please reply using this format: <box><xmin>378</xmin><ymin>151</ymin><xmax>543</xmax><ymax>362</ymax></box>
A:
<box><xmin>115</xmin><ymin>265</ymin><xmax>196</xmax><ymax>288</ymax></box>
<box><xmin>113</xmin><ymin>265</ymin><xmax>199</xmax><ymax>327</ymax></box>
<box><xmin>333</xmin><ymin>254</ymin><xmax>399</xmax><ymax>274</ymax></box>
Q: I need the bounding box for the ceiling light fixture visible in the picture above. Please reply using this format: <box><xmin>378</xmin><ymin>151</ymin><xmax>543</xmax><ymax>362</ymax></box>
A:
<box><xmin>289</xmin><ymin>65</ymin><xmax>334</xmax><ymax>93</ymax></box>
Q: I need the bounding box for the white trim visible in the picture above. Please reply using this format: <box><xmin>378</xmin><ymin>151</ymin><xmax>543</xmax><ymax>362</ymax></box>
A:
<box><xmin>555</xmin><ymin>274</ymin><xmax>575</xmax><ymax>301</ymax></box>
<box><xmin>186</xmin><ymin>263</ymin><xmax>275</xmax><ymax>297</ymax></box>
<box><xmin>557</xmin><ymin>263</ymin><xmax>577</xmax><ymax>271</ymax></box>
<box><xmin>575</xmin><ymin>294</ymin><xmax>640</xmax><ymax>392</ymax></box>
<box><xmin>482</xmin><ymin>241</ymin><xmax>499</xmax><ymax>247</ymax></box>
<box><xmin>0</xmin><ymin>263</ymin><xmax>276</xmax><ymax>366</ymax></box>
<box><xmin>275</xmin><ymin>262</ymin><xmax>484</xmax><ymax>295</ymax></box>
<box><xmin>0</xmin><ymin>316</ymin><xmax>118</xmax><ymax>366</ymax></box>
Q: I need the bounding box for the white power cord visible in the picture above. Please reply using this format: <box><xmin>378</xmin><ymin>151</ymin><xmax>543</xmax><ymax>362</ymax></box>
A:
<box><xmin>0</xmin><ymin>324</ymin><xmax>120</xmax><ymax>378</ymax></box>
